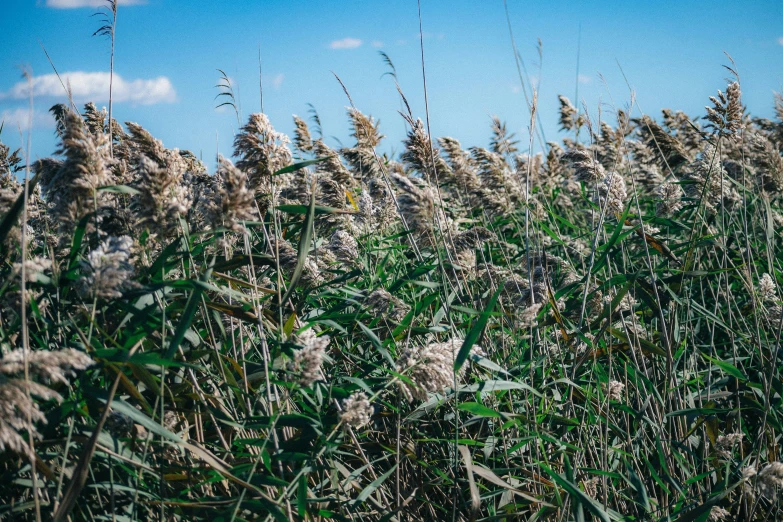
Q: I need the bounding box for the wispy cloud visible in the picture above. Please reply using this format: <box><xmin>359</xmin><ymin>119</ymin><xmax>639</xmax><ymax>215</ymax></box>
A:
<box><xmin>329</xmin><ymin>37</ymin><xmax>362</xmax><ymax>50</ymax></box>
<box><xmin>578</xmin><ymin>74</ymin><xmax>592</xmax><ymax>85</ymax></box>
<box><xmin>778</xmin><ymin>36</ymin><xmax>783</xmax><ymax>46</ymax></box>
<box><xmin>271</xmin><ymin>73</ymin><xmax>285</xmax><ymax>90</ymax></box>
<box><xmin>45</xmin><ymin>0</ymin><xmax>146</xmax><ymax>8</ymax></box>
<box><xmin>0</xmin><ymin>108</ymin><xmax>54</xmax><ymax>132</ymax></box>
<box><xmin>371</xmin><ymin>40</ymin><xmax>384</xmax><ymax>48</ymax></box>
<box><xmin>0</xmin><ymin>72</ymin><xmax>176</xmax><ymax>105</ymax></box>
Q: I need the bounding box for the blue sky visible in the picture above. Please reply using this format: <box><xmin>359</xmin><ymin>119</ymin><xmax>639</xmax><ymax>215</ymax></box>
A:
<box><xmin>1</xmin><ymin>0</ymin><xmax>782</xmax><ymax>167</ymax></box>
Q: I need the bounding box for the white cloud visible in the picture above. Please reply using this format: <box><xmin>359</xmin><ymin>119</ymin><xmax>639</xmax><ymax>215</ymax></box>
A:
<box><xmin>578</xmin><ymin>74</ymin><xmax>592</xmax><ymax>85</ymax></box>
<box><xmin>1</xmin><ymin>72</ymin><xmax>176</xmax><ymax>105</ymax></box>
<box><xmin>1</xmin><ymin>108</ymin><xmax>54</xmax><ymax>132</ymax></box>
<box><xmin>45</xmin><ymin>0</ymin><xmax>146</xmax><ymax>8</ymax></box>
<box><xmin>371</xmin><ymin>40</ymin><xmax>384</xmax><ymax>48</ymax></box>
<box><xmin>271</xmin><ymin>73</ymin><xmax>284</xmax><ymax>90</ymax></box>
<box><xmin>329</xmin><ymin>37</ymin><xmax>362</xmax><ymax>50</ymax></box>
<box><xmin>778</xmin><ymin>36</ymin><xmax>783</xmax><ymax>46</ymax></box>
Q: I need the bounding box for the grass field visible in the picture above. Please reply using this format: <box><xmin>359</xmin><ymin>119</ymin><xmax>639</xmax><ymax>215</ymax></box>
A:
<box><xmin>1</xmin><ymin>7</ymin><xmax>783</xmax><ymax>520</ymax></box>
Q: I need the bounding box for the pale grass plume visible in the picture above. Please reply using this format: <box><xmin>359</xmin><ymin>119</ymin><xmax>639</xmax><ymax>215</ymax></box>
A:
<box><xmin>758</xmin><ymin>273</ymin><xmax>777</xmax><ymax>302</ymax></box>
<box><xmin>0</xmin><ymin>348</ymin><xmax>93</xmax><ymax>456</ymax></box>
<box><xmin>708</xmin><ymin>506</ymin><xmax>730</xmax><ymax>521</ymax></box>
<box><xmin>292</xmin><ymin>329</ymin><xmax>330</xmax><ymax>388</ymax></box>
<box><xmin>214</xmin><ymin>156</ymin><xmax>257</xmax><ymax>233</ymax></box>
<box><xmin>12</xmin><ymin>257</ymin><xmax>52</xmax><ymax>283</ymax></box>
<box><xmin>562</xmin><ymin>148</ymin><xmax>605</xmax><ymax>183</ymax></box>
<box><xmin>78</xmin><ymin>235</ymin><xmax>136</xmax><ymax>299</ymax></box>
<box><xmin>234</xmin><ymin>113</ymin><xmax>293</xmax><ymax>190</ymax></box>
<box><xmin>340</xmin><ymin>392</ymin><xmax>373</xmax><ymax>429</ymax></box>
<box><xmin>396</xmin><ymin>337</ymin><xmax>480</xmax><ymax>402</ymax></box>
<box><xmin>705</xmin><ymin>81</ymin><xmax>743</xmax><ymax>139</ymax></box>
<box><xmin>756</xmin><ymin>461</ymin><xmax>783</xmax><ymax>499</ymax></box>
<box><xmin>655</xmin><ymin>182</ymin><xmax>684</xmax><ymax>216</ymax></box>
<box><xmin>519</xmin><ymin>303</ymin><xmax>542</xmax><ymax>329</ymax></box>
<box><xmin>605</xmin><ymin>380</ymin><xmax>625</xmax><ymax>401</ymax></box>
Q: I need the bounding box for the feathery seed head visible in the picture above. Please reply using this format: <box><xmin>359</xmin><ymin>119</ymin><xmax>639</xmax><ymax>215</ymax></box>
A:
<box><xmin>396</xmin><ymin>337</ymin><xmax>477</xmax><ymax>402</ymax></box>
<box><xmin>705</xmin><ymin>81</ymin><xmax>743</xmax><ymax>139</ymax></box>
<box><xmin>292</xmin><ymin>115</ymin><xmax>313</xmax><ymax>154</ymax></box>
<box><xmin>340</xmin><ymin>392</ymin><xmax>373</xmax><ymax>429</ymax></box>
<box><xmin>292</xmin><ymin>329</ymin><xmax>330</xmax><ymax>388</ymax></box>
<box><xmin>605</xmin><ymin>380</ymin><xmax>625</xmax><ymax>401</ymax></box>
<box><xmin>562</xmin><ymin>148</ymin><xmax>605</xmax><ymax>183</ymax></box>
<box><xmin>215</xmin><ymin>156</ymin><xmax>257</xmax><ymax>233</ymax></box>
<box><xmin>757</xmin><ymin>462</ymin><xmax>783</xmax><ymax>499</ymax></box>
<box><xmin>234</xmin><ymin>113</ymin><xmax>293</xmax><ymax>190</ymax></box>
<box><xmin>758</xmin><ymin>273</ymin><xmax>777</xmax><ymax>302</ymax></box>
<box><xmin>520</xmin><ymin>303</ymin><xmax>542</xmax><ymax>329</ymax></box>
<box><xmin>656</xmin><ymin>182</ymin><xmax>685</xmax><ymax>216</ymax></box>
<box><xmin>595</xmin><ymin>172</ymin><xmax>627</xmax><ymax>216</ymax></box>
<box><xmin>78</xmin><ymin>235</ymin><xmax>136</xmax><ymax>300</ymax></box>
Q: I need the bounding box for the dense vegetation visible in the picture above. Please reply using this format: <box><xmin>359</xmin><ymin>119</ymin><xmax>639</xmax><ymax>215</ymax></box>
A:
<box><xmin>0</xmin><ymin>63</ymin><xmax>782</xmax><ymax>521</ymax></box>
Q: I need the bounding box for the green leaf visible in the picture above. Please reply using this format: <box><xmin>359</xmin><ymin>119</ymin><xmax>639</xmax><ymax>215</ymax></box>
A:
<box><xmin>280</xmin><ymin>180</ymin><xmax>316</xmax><ymax>305</ymax></box>
<box><xmin>164</xmin><ymin>274</ymin><xmax>208</xmax><ymax>360</ymax></box>
<box><xmin>458</xmin><ymin>402</ymin><xmax>502</xmax><ymax>418</ymax></box>
<box><xmin>702</xmin><ymin>354</ymin><xmax>746</xmax><ymax>380</ymax></box>
<box><xmin>454</xmin><ymin>287</ymin><xmax>502</xmax><ymax>371</ymax></box>
<box><xmin>349</xmin><ymin>463</ymin><xmax>398</xmax><ymax>506</ymax></box>
<box><xmin>276</xmin><ymin>204</ymin><xmax>357</xmax><ymax>215</ymax></box>
<box><xmin>97</xmin><ymin>184</ymin><xmax>141</xmax><ymax>196</ymax></box>
<box><xmin>539</xmin><ymin>462</ymin><xmax>614</xmax><ymax>522</ymax></box>
<box><xmin>297</xmin><ymin>474</ymin><xmax>308</xmax><ymax>519</ymax></box>
<box><xmin>272</xmin><ymin>157</ymin><xmax>327</xmax><ymax>176</ymax></box>
<box><xmin>458</xmin><ymin>380</ymin><xmax>542</xmax><ymax>397</ymax></box>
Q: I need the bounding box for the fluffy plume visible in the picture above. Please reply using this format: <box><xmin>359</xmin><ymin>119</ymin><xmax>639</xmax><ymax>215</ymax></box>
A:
<box><xmin>12</xmin><ymin>257</ymin><xmax>52</xmax><ymax>283</ymax></box>
<box><xmin>656</xmin><ymin>182</ymin><xmax>685</xmax><ymax>216</ymax></box>
<box><xmin>0</xmin><ymin>349</ymin><xmax>93</xmax><ymax>456</ymax></box>
<box><xmin>759</xmin><ymin>273</ymin><xmax>777</xmax><ymax>302</ymax></box>
<box><xmin>292</xmin><ymin>115</ymin><xmax>313</xmax><ymax>154</ymax></box>
<box><xmin>341</xmin><ymin>108</ymin><xmax>383</xmax><ymax>181</ymax></box>
<box><xmin>595</xmin><ymin>172</ymin><xmax>627</xmax><ymax>216</ymax></box>
<box><xmin>365</xmin><ymin>288</ymin><xmax>410</xmax><ymax>324</ymax></box>
<box><xmin>562</xmin><ymin>148</ymin><xmax>605</xmax><ymax>183</ymax></box>
<box><xmin>133</xmin><ymin>156</ymin><xmax>191</xmax><ymax>236</ymax></box>
<box><xmin>214</xmin><ymin>156</ymin><xmax>257</xmax><ymax>232</ymax></box>
<box><xmin>636</xmin><ymin>116</ymin><xmax>691</xmax><ymax>171</ymax></box>
<box><xmin>234</xmin><ymin>113</ymin><xmax>293</xmax><ymax>190</ymax></box>
<box><xmin>519</xmin><ymin>303</ymin><xmax>542</xmax><ymax>328</ymax></box>
<box><xmin>605</xmin><ymin>380</ymin><xmax>625</xmax><ymax>401</ymax></box>
<box><xmin>327</xmin><ymin>229</ymin><xmax>359</xmax><ymax>265</ymax></box>
<box><xmin>558</xmin><ymin>95</ymin><xmax>582</xmax><ymax>131</ymax></box>
<box><xmin>489</xmin><ymin>116</ymin><xmax>519</xmax><ymax>156</ymax></box>
<box><xmin>705</xmin><ymin>81</ymin><xmax>743</xmax><ymax>139</ymax></box>
<box><xmin>340</xmin><ymin>392</ymin><xmax>373</xmax><ymax>429</ymax></box>
<box><xmin>683</xmin><ymin>144</ymin><xmax>739</xmax><ymax>213</ymax></box>
<box><xmin>708</xmin><ymin>507</ymin><xmax>730</xmax><ymax>521</ymax></box>
<box><xmin>313</xmin><ymin>139</ymin><xmax>353</xmax><ymax>187</ymax></box>
<box><xmin>396</xmin><ymin>337</ymin><xmax>478</xmax><ymax>402</ymax></box>
<box><xmin>401</xmin><ymin>116</ymin><xmax>450</xmax><ymax>182</ymax></box>
<box><xmin>291</xmin><ymin>329</ymin><xmax>330</xmax><ymax>387</ymax></box>
<box><xmin>78</xmin><ymin>235</ymin><xmax>136</xmax><ymax>299</ymax></box>
<box><xmin>35</xmin><ymin>110</ymin><xmax>114</xmax><ymax>236</ymax></box>
<box><xmin>756</xmin><ymin>462</ymin><xmax>783</xmax><ymax>499</ymax></box>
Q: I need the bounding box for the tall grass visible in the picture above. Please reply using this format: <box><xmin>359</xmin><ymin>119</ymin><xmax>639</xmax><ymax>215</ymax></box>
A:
<box><xmin>0</xmin><ymin>55</ymin><xmax>782</xmax><ymax>522</ymax></box>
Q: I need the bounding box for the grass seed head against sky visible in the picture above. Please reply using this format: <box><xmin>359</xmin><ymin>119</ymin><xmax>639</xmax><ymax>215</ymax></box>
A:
<box><xmin>1</xmin><ymin>0</ymin><xmax>782</xmax><ymax>165</ymax></box>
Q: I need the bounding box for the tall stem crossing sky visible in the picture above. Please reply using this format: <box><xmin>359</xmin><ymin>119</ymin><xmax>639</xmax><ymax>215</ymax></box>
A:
<box><xmin>1</xmin><ymin>0</ymin><xmax>782</xmax><ymax>165</ymax></box>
